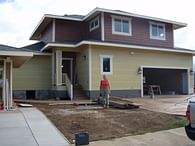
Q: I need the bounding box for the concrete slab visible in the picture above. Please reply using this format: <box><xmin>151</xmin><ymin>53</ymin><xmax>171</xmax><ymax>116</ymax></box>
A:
<box><xmin>0</xmin><ymin>108</ymin><xmax>69</xmax><ymax>146</ymax></box>
<box><xmin>125</xmin><ymin>95</ymin><xmax>191</xmax><ymax>115</ymax></box>
<box><xmin>20</xmin><ymin>108</ymin><xmax>70</xmax><ymax>146</ymax></box>
<box><xmin>0</xmin><ymin>111</ymin><xmax>38</xmax><ymax>146</ymax></box>
<box><xmin>76</xmin><ymin>128</ymin><xmax>195</xmax><ymax>146</ymax></box>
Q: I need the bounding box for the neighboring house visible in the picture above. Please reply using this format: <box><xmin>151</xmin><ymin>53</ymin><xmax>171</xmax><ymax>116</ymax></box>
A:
<box><xmin>12</xmin><ymin>7</ymin><xmax>195</xmax><ymax>100</ymax></box>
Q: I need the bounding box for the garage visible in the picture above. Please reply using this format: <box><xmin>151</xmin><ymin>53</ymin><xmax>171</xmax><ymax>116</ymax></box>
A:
<box><xmin>142</xmin><ymin>67</ymin><xmax>189</xmax><ymax>96</ymax></box>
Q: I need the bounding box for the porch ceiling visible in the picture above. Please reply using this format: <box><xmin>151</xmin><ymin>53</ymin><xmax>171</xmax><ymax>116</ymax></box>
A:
<box><xmin>0</xmin><ymin>50</ymin><xmax>33</xmax><ymax>68</ymax></box>
<box><xmin>12</xmin><ymin>56</ymin><xmax>32</xmax><ymax>68</ymax></box>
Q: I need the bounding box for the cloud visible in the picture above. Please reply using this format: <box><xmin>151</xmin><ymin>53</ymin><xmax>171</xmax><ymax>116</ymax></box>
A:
<box><xmin>0</xmin><ymin>0</ymin><xmax>14</xmax><ymax>3</ymax></box>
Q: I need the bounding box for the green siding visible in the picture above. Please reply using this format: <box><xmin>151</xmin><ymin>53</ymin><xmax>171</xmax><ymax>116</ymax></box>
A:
<box><xmin>91</xmin><ymin>45</ymin><xmax>193</xmax><ymax>92</ymax></box>
<box><xmin>76</xmin><ymin>46</ymin><xmax>89</xmax><ymax>90</ymax></box>
<box><xmin>13</xmin><ymin>56</ymin><xmax>51</xmax><ymax>90</ymax></box>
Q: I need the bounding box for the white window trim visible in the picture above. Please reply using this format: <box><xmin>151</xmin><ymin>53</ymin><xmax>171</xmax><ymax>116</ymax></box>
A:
<box><xmin>88</xmin><ymin>47</ymin><xmax>92</xmax><ymax>90</ymax></box>
<box><xmin>149</xmin><ymin>22</ymin><xmax>166</xmax><ymax>40</ymax></box>
<box><xmin>52</xmin><ymin>19</ymin><xmax>55</xmax><ymax>42</ymax></box>
<box><xmin>101</xmin><ymin>12</ymin><xmax>105</xmax><ymax>41</ymax></box>
<box><xmin>112</xmin><ymin>15</ymin><xmax>132</xmax><ymax>36</ymax></box>
<box><xmin>100</xmin><ymin>55</ymin><xmax>113</xmax><ymax>75</ymax></box>
<box><xmin>89</xmin><ymin>16</ymin><xmax>100</xmax><ymax>32</ymax></box>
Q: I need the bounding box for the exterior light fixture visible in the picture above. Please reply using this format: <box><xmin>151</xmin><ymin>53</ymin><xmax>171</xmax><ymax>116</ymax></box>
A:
<box><xmin>190</xmin><ymin>69</ymin><xmax>194</xmax><ymax>75</ymax></box>
<box><xmin>137</xmin><ymin>67</ymin><xmax>142</xmax><ymax>74</ymax></box>
<box><xmin>83</xmin><ymin>55</ymin><xmax>86</xmax><ymax>60</ymax></box>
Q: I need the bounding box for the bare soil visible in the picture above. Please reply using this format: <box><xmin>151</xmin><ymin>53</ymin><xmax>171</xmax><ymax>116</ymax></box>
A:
<box><xmin>30</xmin><ymin>103</ymin><xmax>185</xmax><ymax>143</ymax></box>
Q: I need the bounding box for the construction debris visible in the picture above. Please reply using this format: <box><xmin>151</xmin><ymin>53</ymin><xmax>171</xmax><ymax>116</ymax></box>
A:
<box><xmin>49</xmin><ymin>100</ymin><xmax>96</xmax><ymax>106</ymax></box>
<box><xmin>76</xmin><ymin>105</ymin><xmax>104</xmax><ymax>110</ymax></box>
<box><xmin>18</xmin><ymin>103</ymin><xmax>33</xmax><ymax>107</ymax></box>
<box><xmin>98</xmin><ymin>96</ymin><xmax>141</xmax><ymax>109</ymax></box>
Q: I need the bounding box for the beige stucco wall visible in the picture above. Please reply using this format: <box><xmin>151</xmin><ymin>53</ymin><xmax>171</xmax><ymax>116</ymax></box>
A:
<box><xmin>91</xmin><ymin>45</ymin><xmax>193</xmax><ymax>92</ymax></box>
<box><xmin>13</xmin><ymin>55</ymin><xmax>52</xmax><ymax>90</ymax></box>
<box><xmin>76</xmin><ymin>46</ymin><xmax>89</xmax><ymax>90</ymax></box>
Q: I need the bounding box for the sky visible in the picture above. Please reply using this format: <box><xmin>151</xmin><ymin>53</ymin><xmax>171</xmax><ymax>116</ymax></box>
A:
<box><xmin>0</xmin><ymin>0</ymin><xmax>194</xmax><ymax>50</ymax></box>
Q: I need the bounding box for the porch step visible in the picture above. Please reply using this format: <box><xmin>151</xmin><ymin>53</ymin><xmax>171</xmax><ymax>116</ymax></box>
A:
<box><xmin>74</xmin><ymin>86</ymin><xmax>88</xmax><ymax>100</ymax></box>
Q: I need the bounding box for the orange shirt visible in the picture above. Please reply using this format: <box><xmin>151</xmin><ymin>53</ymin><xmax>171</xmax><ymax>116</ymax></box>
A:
<box><xmin>100</xmin><ymin>79</ymin><xmax>110</xmax><ymax>90</ymax></box>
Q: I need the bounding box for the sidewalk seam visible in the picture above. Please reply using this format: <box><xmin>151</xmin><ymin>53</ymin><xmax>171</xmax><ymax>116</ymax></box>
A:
<box><xmin>20</xmin><ymin>109</ymin><xmax>39</xmax><ymax>146</ymax></box>
<box><xmin>34</xmin><ymin>107</ymin><xmax>70</xmax><ymax>145</ymax></box>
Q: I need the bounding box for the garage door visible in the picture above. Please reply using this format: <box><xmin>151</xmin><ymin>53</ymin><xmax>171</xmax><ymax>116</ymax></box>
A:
<box><xmin>142</xmin><ymin>68</ymin><xmax>188</xmax><ymax>96</ymax></box>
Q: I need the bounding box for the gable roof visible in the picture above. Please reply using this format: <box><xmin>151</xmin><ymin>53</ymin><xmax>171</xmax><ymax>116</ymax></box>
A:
<box><xmin>21</xmin><ymin>41</ymin><xmax>46</xmax><ymax>52</ymax></box>
<box><xmin>0</xmin><ymin>44</ymin><xmax>33</xmax><ymax>67</ymax></box>
<box><xmin>30</xmin><ymin>7</ymin><xmax>187</xmax><ymax>40</ymax></box>
<box><xmin>0</xmin><ymin>44</ymin><xmax>33</xmax><ymax>56</ymax></box>
<box><xmin>0</xmin><ymin>44</ymin><xmax>21</xmax><ymax>51</ymax></box>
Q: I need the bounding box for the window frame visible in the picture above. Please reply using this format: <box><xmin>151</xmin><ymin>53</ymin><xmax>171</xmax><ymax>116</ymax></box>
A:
<box><xmin>112</xmin><ymin>15</ymin><xmax>132</xmax><ymax>36</ymax></box>
<box><xmin>100</xmin><ymin>55</ymin><xmax>113</xmax><ymax>75</ymax></box>
<box><xmin>149</xmin><ymin>22</ymin><xmax>166</xmax><ymax>40</ymax></box>
<box><xmin>89</xmin><ymin>16</ymin><xmax>100</xmax><ymax>32</ymax></box>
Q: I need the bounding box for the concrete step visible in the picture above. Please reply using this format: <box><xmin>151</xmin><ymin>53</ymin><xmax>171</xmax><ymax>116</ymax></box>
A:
<box><xmin>73</xmin><ymin>87</ymin><xmax>87</xmax><ymax>100</ymax></box>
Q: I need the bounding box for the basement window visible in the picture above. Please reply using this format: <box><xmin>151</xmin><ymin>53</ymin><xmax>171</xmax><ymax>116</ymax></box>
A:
<box><xmin>26</xmin><ymin>90</ymin><xmax>35</xmax><ymax>100</ymax></box>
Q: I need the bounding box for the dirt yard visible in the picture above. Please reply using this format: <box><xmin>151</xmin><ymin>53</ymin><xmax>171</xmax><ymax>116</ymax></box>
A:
<box><xmin>26</xmin><ymin>102</ymin><xmax>186</xmax><ymax>143</ymax></box>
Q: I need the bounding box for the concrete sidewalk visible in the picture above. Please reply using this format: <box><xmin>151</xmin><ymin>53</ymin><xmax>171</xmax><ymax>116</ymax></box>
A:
<box><xmin>0</xmin><ymin>108</ymin><xmax>69</xmax><ymax>146</ymax></box>
<box><xmin>77</xmin><ymin>128</ymin><xmax>195</xmax><ymax>146</ymax></box>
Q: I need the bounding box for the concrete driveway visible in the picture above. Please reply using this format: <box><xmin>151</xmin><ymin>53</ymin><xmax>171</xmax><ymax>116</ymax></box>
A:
<box><xmin>0</xmin><ymin>108</ymin><xmax>69</xmax><ymax>146</ymax></box>
<box><xmin>78</xmin><ymin>128</ymin><xmax>195</xmax><ymax>146</ymax></box>
<box><xmin>126</xmin><ymin>95</ymin><xmax>193</xmax><ymax>115</ymax></box>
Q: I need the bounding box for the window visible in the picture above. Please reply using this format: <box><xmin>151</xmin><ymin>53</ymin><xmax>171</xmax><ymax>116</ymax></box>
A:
<box><xmin>89</xmin><ymin>16</ymin><xmax>99</xmax><ymax>31</ymax></box>
<box><xmin>100</xmin><ymin>55</ymin><xmax>113</xmax><ymax>75</ymax></box>
<box><xmin>112</xmin><ymin>16</ymin><xmax>132</xmax><ymax>36</ymax></box>
<box><xmin>150</xmin><ymin>22</ymin><xmax>166</xmax><ymax>40</ymax></box>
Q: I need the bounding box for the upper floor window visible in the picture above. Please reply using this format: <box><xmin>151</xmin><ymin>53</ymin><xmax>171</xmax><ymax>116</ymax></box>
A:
<box><xmin>112</xmin><ymin>16</ymin><xmax>132</xmax><ymax>36</ymax></box>
<box><xmin>89</xmin><ymin>16</ymin><xmax>99</xmax><ymax>32</ymax></box>
<box><xmin>150</xmin><ymin>22</ymin><xmax>166</xmax><ymax>40</ymax></box>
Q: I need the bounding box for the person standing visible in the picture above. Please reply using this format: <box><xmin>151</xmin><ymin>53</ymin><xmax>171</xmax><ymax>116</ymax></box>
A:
<box><xmin>100</xmin><ymin>75</ymin><xmax>110</xmax><ymax>108</ymax></box>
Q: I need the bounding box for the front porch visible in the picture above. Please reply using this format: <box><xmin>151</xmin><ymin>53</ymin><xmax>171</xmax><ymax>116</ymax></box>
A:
<box><xmin>0</xmin><ymin>45</ymin><xmax>33</xmax><ymax>110</ymax></box>
<box><xmin>52</xmin><ymin>49</ymin><xmax>88</xmax><ymax>100</ymax></box>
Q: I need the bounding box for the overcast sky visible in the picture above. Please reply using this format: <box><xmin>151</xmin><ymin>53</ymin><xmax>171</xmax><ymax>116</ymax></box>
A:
<box><xmin>0</xmin><ymin>0</ymin><xmax>194</xmax><ymax>50</ymax></box>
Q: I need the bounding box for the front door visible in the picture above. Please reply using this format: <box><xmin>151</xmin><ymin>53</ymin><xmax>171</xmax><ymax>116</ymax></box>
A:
<box><xmin>62</xmin><ymin>59</ymin><xmax>73</xmax><ymax>83</ymax></box>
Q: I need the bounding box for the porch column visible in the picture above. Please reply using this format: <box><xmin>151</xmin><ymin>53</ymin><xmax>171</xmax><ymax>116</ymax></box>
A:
<box><xmin>3</xmin><ymin>58</ymin><xmax>13</xmax><ymax>110</ymax></box>
<box><xmin>55</xmin><ymin>50</ymin><xmax>62</xmax><ymax>86</ymax></box>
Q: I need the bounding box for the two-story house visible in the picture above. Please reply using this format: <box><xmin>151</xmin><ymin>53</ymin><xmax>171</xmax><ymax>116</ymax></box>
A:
<box><xmin>12</xmin><ymin>8</ymin><xmax>195</xmax><ymax>100</ymax></box>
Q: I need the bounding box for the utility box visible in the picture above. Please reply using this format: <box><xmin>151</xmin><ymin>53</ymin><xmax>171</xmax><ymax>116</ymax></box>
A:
<box><xmin>75</xmin><ymin>132</ymin><xmax>89</xmax><ymax>145</ymax></box>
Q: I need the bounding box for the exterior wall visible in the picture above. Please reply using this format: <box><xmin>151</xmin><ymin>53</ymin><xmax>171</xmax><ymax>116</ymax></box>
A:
<box><xmin>40</xmin><ymin>22</ymin><xmax>53</xmax><ymax>42</ymax></box>
<box><xmin>55</xmin><ymin>19</ymin><xmax>85</xmax><ymax>42</ymax></box>
<box><xmin>91</xmin><ymin>45</ymin><xmax>193</xmax><ymax>96</ymax></box>
<box><xmin>104</xmin><ymin>13</ymin><xmax>174</xmax><ymax>48</ymax></box>
<box><xmin>76</xmin><ymin>45</ymin><xmax>89</xmax><ymax>91</ymax></box>
<box><xmin>85</xmin><ymin>14</ymin><xmax>101</xmax><ymax>40</ymax></box>
<box><xmin>55</xmin><ymin>15</ymin><xmax>101</xmax><ymax>43</ymax></box>
<box><xmin>40</xmin><ymin>13</ymin><xmax>174</xmax><ymax>49</ymax></box>
<box><xmin>13</xmin><ymin>55</ymin><xmax>52</xmax><ymax>90</ymax></box>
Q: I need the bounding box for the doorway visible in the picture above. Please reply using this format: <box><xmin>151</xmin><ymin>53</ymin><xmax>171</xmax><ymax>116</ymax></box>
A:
<box><xmin>62</xmin><ymin>58</ymin><xmax>73</xmax><ymax>83</ymax></box>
